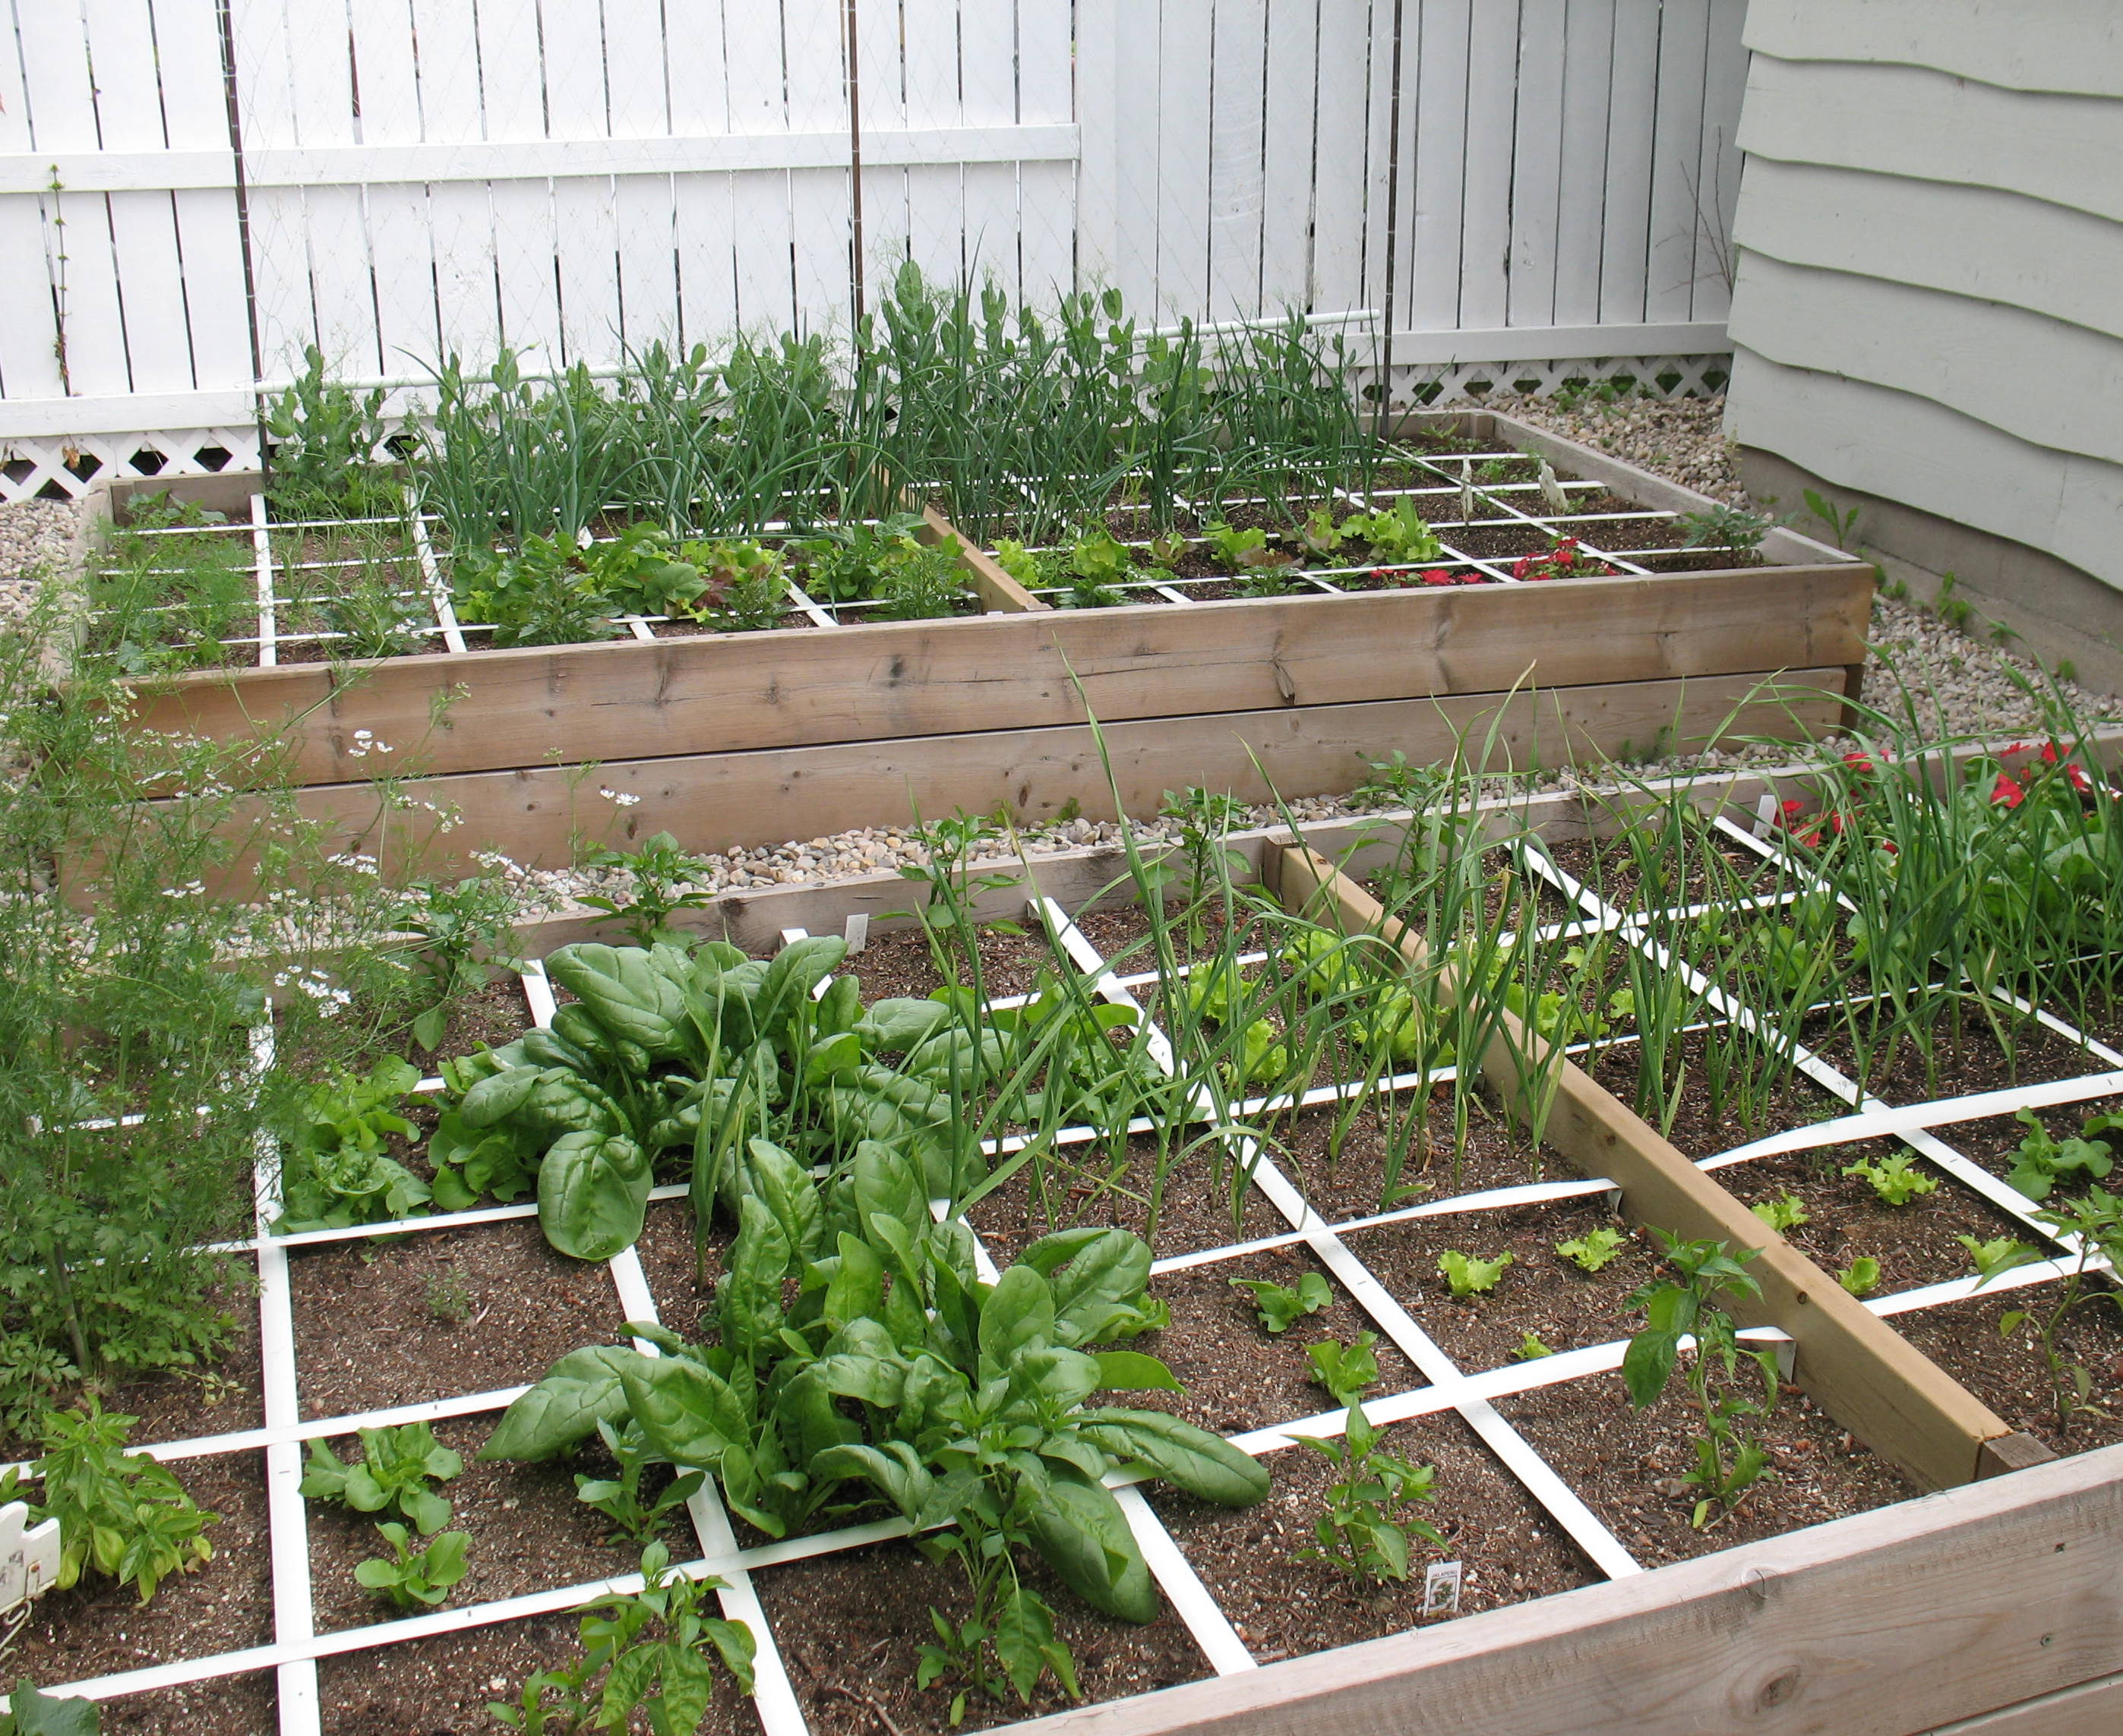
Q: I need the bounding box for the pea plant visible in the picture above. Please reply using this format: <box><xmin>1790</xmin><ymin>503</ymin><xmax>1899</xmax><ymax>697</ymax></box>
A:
<box><xmin>482</xmin><ymin>1139</ymin><xmax>1266</xmax><ymax>1718</ymax></box>
<box><xmin>1622</xmin><ymin>1235</ymin><xmax>1778</xmax><ymax>1529</ymax></box>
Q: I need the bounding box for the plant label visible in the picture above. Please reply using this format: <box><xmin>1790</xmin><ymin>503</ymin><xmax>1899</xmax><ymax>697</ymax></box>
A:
<box><xmin>1423</xmin><ymin>1558</ymin><xmax>1463</xmax><ymax>1616</ymax></box>
<box><xmin>843</xmin><ymin>913</ymin><xmax>870</xmax><ymax>953</ymax></box>
<box><xmin>0</xmin><ymin>1501</ymin><xmax>62</xmax><ymax>1614</ymax></box>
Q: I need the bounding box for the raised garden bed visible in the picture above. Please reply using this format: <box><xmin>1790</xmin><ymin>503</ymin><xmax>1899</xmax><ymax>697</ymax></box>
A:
<box><xmin>81</xmin><ymin>411</ymin><xmax>1869</xmax><ymax>892</ymax></box>
<box><xmin>21</xmin><ymin>740</ymin><xmax>2123</xmax><ymax>1735</ymax></box>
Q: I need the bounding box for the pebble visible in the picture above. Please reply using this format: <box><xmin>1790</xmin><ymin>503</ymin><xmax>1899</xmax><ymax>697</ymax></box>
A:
<box><xmin>0</xmin><ymin>497</ymin><xmax>78</xmax><ymax>623</ymax></box>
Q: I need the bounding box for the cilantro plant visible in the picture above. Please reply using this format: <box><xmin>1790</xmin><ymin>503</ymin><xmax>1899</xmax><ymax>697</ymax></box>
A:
<box><xmin>354</xmin><ymin>1521</ymin><xmax>470</xmax><ymax>1609</ymax></box>
<box><xmin>1231</xmin><ymin>1272</ymin><xmax>1332</xmax><ymax>1334</ymax></box>
<box><xmin>489</xmin><ymin>1542</ymin><xmax>755</xmax><ymax>1736</ymax></box>
<box><xmin>1623</xmin><ymin>1235</ymin><xmax>1777</xmax><ymax>1528</ymax></box>
<box><xmin>300</xmin><ymin>1422</ymin><xmax>464</xmax><ymax>1533</ymax></box>
<box><xmin>0</xmin><ymin>1401</ymin><xmax>216</xmax><ymax>1602</ymax></box>
<box><xmin>1842</xmin><ymin>1152</ymin><xmax>1939</xmax><ymax>1206</ymax></box>
<box><xmin>1436</xmin><ymin>1250</ymin><xmax>1512</xmax><ymax>1298</ymax></box>
<box><xmin>1555</xmin><ymin>1228</ymin><xmax>1625</xmax><ymax>1273</ymax></box>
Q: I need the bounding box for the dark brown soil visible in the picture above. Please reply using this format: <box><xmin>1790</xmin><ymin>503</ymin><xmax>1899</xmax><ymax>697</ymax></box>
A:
<box><xmin>100</xmin><ymin>1671</ymin><xmax>280</xmax><ymax>1735</ymax></box>
<box><xmin>1892</xmin><ymin>1288</ymin><xmax>2123</xmax><ymax>1457</ymax></box>
<box><xmin>649</xmin><ymin>611</ymin><xmax>819</xmax><ymax>638</ymax></box>
<box><xmin>307</xmin><ymin>1416</ymin><xmax>662</xmax><ymax>1635</ymax></box>
<box><xmin>315</xmin><ymin>1608</ymin><xmax>760</xmax><ymax>1736</ymax></box>
<box><xmin>1341</xmin><ymin>1198</ymin><xmax>1654</xmax><ymax>1372</ymax></box>
<box><xmin>1806</xmin><ymin>1013</ymin><xmax>2111</xmax><ymax>1103</ymax></box>
<box><xmin>290</xmin><ymin>977</ymin><xmax>532</xmax><ymax>1085</ymax></box>
<box><xmin>1129</xmin><ymin>1249</ymin><xmax>1425</xmax><ymax>1435</ymax></box>
<box><xmin>964</xmin><ymin>1129</ymin><xmax>1286</xmax><ymax>1264</ymax></box>
<box><xmin>845</xmin><ymin>911</ymin><xmax>1096</xmax><ymax>1005</ymax></box>
<box><xmin>1582</xmin><ymin>1027</ymin><xmax>1848</xmax><ymax>1158</ymax></box>
<box><xmin>1496</xmin><ymin>1379</ymin><xmax>1911</xmax><ymax>1567</ymax></box>
<box><xmin>633</xmin><ymin>1195</ymin><xmax>732</xmax><ymax>1342</ymax></box>
<box><xmin>1539</xmin><ymin>834</ymin><xmax>1782</xmax><ymax>916</ymax></box>
<box><xmin>1148</xmin><ymin>1410</ymin><xmax>1600</xmax><ymax>1661</ymax></box>
<box><xmin>1433</xmin><ymin>520</ymin><xmax>1552</xmax><ymax>562</ymax></box>
<box><xmin>759</xmin><ymin>1535</ymin><xmax>1209</xmax><ymax>1735</ymax></box>
<box><xmin>7</xmin><ymin>1450</ymin><xmax>273</xmax><ymax>1703</ymax></box>
<box><xmin>1267</xmin><ymin>1090</ymin><xmax>1573</xmax><ymax>1220</ymax></box>
<box><xmin>1715</xmin><ymin>1144</ymin><xmax>2046</xmax><ymax>1295</ymax></box>
<box><xmin>289</xmin><ymin>1220</ymin><xmax>628</xmax><ymax>1419</ymax></box>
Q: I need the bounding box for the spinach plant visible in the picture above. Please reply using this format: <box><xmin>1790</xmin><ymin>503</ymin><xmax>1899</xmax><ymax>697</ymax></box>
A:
<box><xmin>1306</xmin><ymin>1334</ymin><xmax>1379</xmax><ymax>1406</ymax></box>
<box><xmin>1623</xmin><ymin>1235</ymin><xmax>1777</xmax><ymax>1528</ymax></box>
<box><xmin>0</xmin><ymin>1401</ymin><xmax>216</xmax><ymax>1602</ymax></box>
<box><xmin>2005</xmin><ymin>1109</ymin><xmax>2119</xmax><ymax>1201</ymax></box>
<box><xmin>574</xmin><ymin>1418</ymin><xmax>705</xmax><ymax>1545</ymax></box>
<box><xmin>488</xmin><ymin>1542</ymin><xmax>755</xmax><ymax>1736</ymax></box>
<box><xmin>453</xmin><ymin>534</ymin><xmax>624</xmax><ymax>648</ymax></box>
<box><xmin>484</xmin><ymin>1139</ymin><xmax>1266</xmax><ymax>1714</ymax></box>
<box><xmin>0</xmin><ymin>1682</ymin><xmax>100</xmax><ymax>1736</ymax></box>
<box><xmin>300</xmin><ymin>1421</ymin><xmax>463</xmax><ymax>1533</ymax></box>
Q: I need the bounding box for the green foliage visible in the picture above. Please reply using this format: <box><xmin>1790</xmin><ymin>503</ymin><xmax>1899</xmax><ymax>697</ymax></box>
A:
<box><xmin>264</xmin><ymin>344</ymin><xmax>399</xmax><ymax>517</ymax></box>
<box><xmin>798</xmin><ymin>514</ymin><xmax>965</xmax><ymax>619</ymax></box>
<box><xmin>1295</xmin><ymin>1398</ymin><xmax>1442</xmax><ymax>1584</ymax></box>
<box><xmin>485</xmin><ymin>1154</ymin><xmax>1264</xmax><ymax>1711</ymax></box>
<box><xmin>489</xmin><ymin>1542</ymin><xmax>756</xmax><ymax>1736</ymax></box>
<box><xmin>84</xmin><ymin>501</ymin><xmax>257</xmax><ymax>677</ymax></box>
<box><xmin>354</xmin><ymin>1520</ymin><xmax>470</xmax><ymax>1608</ymax></box>
<box><xmin>1515</xmin><ymin>1330</ymin><xmax>1554</xmax><ymax>1360</ymax></box>
<box><xmin>1676</xmin><ymin>503</ymin><xmax>1778</xmax><ymax>563</ymax></box>
<box><xmin>1342</xmin><ymin>497</ymin><xmax>1445</xmax><ymax>563</ymax></box>
<box><xmin>1960</xmin><ymin>1233</ymin><xmax>2039</xmax><ymax>1289</ymax></box>
<box><xmin>1555</xmin><ymin>1228</ymin><xmax>1626</xmax><ymax>1273</ymax></box>
<box><xmin>1802</xmin><ymin>488</ymin><xmax>1860</xmax><ymax>551</ymax></box>
<box><xmin>577</xmin><ymin>832</ymin><xmax>720</xmax><ymax>948</ymax></box>
<box><xmin>0</xmin><ymin>1401</ymin><xmax>216</xmax><ymax>1602</ymax></box>
<box><xmin>1841</xmin><ymin>1152</ymin><xmax>1938</xmax><ymax>1207</ymax></box>
<box><xmin>1750</xmin><ymin>1192</ymin><xmax>1809</xmax><ymax>1234</ymax></box>
<box><xmin>275</xmin><ymin>1056</ymin><xmax>431</xmax><ymax>1233</ymax></box>
<box><xmin>0</xmin><ymin>1683</ymin><xmax>100</xmax><ymax>1736</ymax></box>
<box><xmin>1436</xmin><ymin>1250</ymin><xmax>1512</xmax><ymax>1298</ymax></box>
<box><xmin>1622</xmin><ymin>1235</ymin><xmax>1777</xmax><ymax>1527</ymax></box>
<box><xmin>1305</xmin><ymin>1334</ymin><xmax>1380</xmax><ymax>1406</ymax></box>
<box><xmin>2005</xmin><ymin>1109</ymin><xmax>2119</xmax><ymax>1201</ymax></box>
<box><xmin>390</xmin><ymin>871</ymin><xmax>523</xmax><ymax>1053</ymax></box>
<box><xmin>1837</xmin><ymin>1257</ymin><xmax>1881</xmax><ymax>1298</ymax></box>
<box><xmin>501</xmin><ymin>1543</ymin><xmax>754</xmax><ymax>1734</ymax></box>
<box><xmin>2001</xmin><ymin>1188</ymin><xmax>2123</xmax><ymax>1434</ymax></box>
<box><xmin>300</xmin><ymin>1422</ymin><xmax>464</xmax><ymax>1534</ymax></box>
<box><xmin>1230</xmin><ymin>1272</ymin><xmax>1332</xmax><ymax>1334</ymax></box>
<box><xmin>453</xmin><ymin>532</ymin><xmax>627</xmax><ymax>648</ymax></box>
<box><xmin>574</xmin><ymin>1418</ymin><xmax>706</xmax><ymax>1545</ymax></box>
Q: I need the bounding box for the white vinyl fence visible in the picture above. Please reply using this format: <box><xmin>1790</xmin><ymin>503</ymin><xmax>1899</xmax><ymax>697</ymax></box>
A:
<box><xmin>0</xmin><ymin>0</ymin><xmax>1745</xmax><ymax>500</ymax></box>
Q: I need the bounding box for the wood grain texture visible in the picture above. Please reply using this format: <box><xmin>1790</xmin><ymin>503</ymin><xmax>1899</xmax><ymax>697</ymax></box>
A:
<box><xmin>1925</xmin><ymin>1670</ymin><xmax>2123</xmax><ymax>1734</ymax></box>
<box><xmin>1275</xmin><ymin>847</ymin><xmax>2015</xmax><ymax>1494</ymax></box>
<box><xmin>115</xmin><ymin>563</ymin><xmax>1872</xmax><ymax>784</ymax></box>
<box><xmin>1001</xmin><ymin>1442</ymin><xmax>2123</xmax><ymax>1736</ymax></box>
<box><xmin>167</xmin><ymin>668</ymin><xmax>1850</xmax><ymax>889</ymax></box>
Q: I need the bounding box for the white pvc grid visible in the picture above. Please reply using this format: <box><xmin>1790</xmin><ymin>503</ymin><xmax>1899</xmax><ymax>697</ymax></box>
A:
<box><xmin>991</xmin><ymin>440</ymin><xmax>1710</xmax><ymax>608</ymax></box>
<box><xmin>19</xmin><ymin>856</ymin><xmax>2121</xmax><ymax>1730</ymax></box>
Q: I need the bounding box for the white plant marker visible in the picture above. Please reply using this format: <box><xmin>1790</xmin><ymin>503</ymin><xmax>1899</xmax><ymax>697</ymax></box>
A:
<box><xmin>251</xmin><ymin>494</ymin><xmax>278</xmax><ymax>669</ymax></box>
<box><xmin>1423</xmin><ymin>1559</ymin><xmax>1464</xmax><ymax>1615</ymax></box>
<box><xmin>0</xmin><ymin>1501</ymin><xmax>62</xmax><ymax>1612</ymax></box>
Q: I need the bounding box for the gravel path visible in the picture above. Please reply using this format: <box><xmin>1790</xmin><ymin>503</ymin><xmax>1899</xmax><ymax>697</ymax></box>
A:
<box><xmin>0</xmin><ymin>499</ymin><xmax>76</xmax><ymax>623</ymax></box>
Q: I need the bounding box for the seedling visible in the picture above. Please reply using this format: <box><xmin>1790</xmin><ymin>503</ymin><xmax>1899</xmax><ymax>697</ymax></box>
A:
<box><xmin>1842</xmin><ymin>1152</ymin><xmax>1938</xmax><ymax>1206</ymax></box>
<box><xmin>1838</xmin><ymin>1257</ymin><xmax>1881</xmax><ymax>1298</ymax></box>
<box><xmin>577</xmin><ymin>830</ymin><xmax>719</xmax><ymax>948</ymax></box>
<box><xmin>573</xmin><ymin>1416</ymin><xmax>708</xmax><ymax>1545</ymax></box>
<box><xmin>1437</xmin><ymin>1250</ymin><xmax>1512</xmax><ymax>1297</ymax></box>
<box><xmin>1306</xmin><ymin>1334</ymin><xmax>1381</xmax><ymax>1406</ymax></box>
<box><xmin>1750</xmin><ymin>1192</ymin><xmax>1809</xmax><ymax>1233</ymax></box>
<box><xmin>301</xmin><ymin>1422</ymin><xmax>464</xmax><ymax>1534</ymax></box>
<box><xmin>2005</xmin><ymin>1109</ymin><xmax>2119</xmax><ymax>1201</ymax></box>
<box><xmin>1623</xmin><ymin>1234</ymin><xmax>1777</xmax><ymax>1528</ymax></box>
<box><xmin>1200</xmin><ymin>521</ymin><xmax>1290</xmax><ymax>571</ymax></box>
<box><xmin>1515</xmin><ymin>1331</ymin><xmax>1554</xmax><ymax>1360</ymax></box>
<box><xmin>1231</xmin><ymin>1272</ymin><xmax>1333</xmax><ymax>1334</ymax></box>
<box><xmin>1296</xmin><ymin>1399</ymin><xmax>1444</xmax><ymax>1584</ymax></box>
<box><xmin>1802</xmin><ymin>488</ymin><xmax>1860</xmax><ymax>551</ymax></box>
<box><xmin>1960</xmin><ymin>1233</ymin><xmax>2040</xmax><ymax>1289</ymax></box>
<box><xmin>2002</xmin><ymin>1188</ymin><xmax>2123</xmax><ymax>1433</ymax></box>
<box><xmin>1556</xmin><ymin>1227</ymin><xmax>1626</xmax><ymax>1273</ymax></box>
<box><xmin>354</xmin><ymin>1521</ymin><xmax>469</xmax><ymax>1609</ymax></box>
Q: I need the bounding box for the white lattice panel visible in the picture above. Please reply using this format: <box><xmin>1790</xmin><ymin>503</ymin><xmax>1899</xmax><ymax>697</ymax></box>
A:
<box><xmin>0</xmin><ymin>427</ymin><xmax>264</xmax><ymax>503</ymax></box>
<box><xmin>1366</xmin><ymin>353</ymin><xmax>1733</xmax><ymax>412</ymax></box>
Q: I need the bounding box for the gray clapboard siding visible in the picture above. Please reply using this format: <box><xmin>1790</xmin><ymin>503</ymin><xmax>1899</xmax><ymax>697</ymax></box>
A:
<box><xmin>1727</xmin><ymin>5</ymin><xmax>2123</xmax><ymax>609</ymax></box>
<box><xmin>1739</xmin><ymin>57</ymin><xmax>2123</xmax><ymax>223</ymax></box>
<box><xmin>1743</xmin><ymin>2</ymin><xmax>2123</xmax><ymax>99</ymax></box>
<box><xmin>1726</xmin><ymin>354</ymin><xmax>2123</xmax><ymax>590</ymax></box>
<box><xmin>1736</xmin><ymin>160</ymin><xmax>2123</xmax><ymax>342</ymax></box>
<box><xmin>1730</xmin><ymin>254</ymin><xmax>2123</xmax><ymax>466</ymax></box>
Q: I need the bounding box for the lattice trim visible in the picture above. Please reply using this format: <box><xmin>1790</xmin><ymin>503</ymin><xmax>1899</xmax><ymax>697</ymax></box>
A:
<box><xmin>0</xmin><ymin>428</ymin><xmax>264</xmax><ymax>505</ymax></box>
<box><xmin>1364</xmin><ymin>353</ymin><xmax>1732</xmax><ymax>411</ymax></box>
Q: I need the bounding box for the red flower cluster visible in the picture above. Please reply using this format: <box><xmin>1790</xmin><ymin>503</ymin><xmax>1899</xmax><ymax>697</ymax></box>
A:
<box><xmin>1381</xmin><ymin>567</ymin><xmax>1484</xmax><ymax>588</ymax></box>
<box><xmin>1511</xmin><ymin>537</ymin><xmax>1608</xmax><ymax>582</ymax></box>
<box><xmin>1995</xmin><ymin>739</ymin><xmax>2103</xmax><ymax>803</ymax></box>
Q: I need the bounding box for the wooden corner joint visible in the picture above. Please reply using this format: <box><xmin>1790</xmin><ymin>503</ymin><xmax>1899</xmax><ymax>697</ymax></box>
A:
<box><xmin>1976</xmin><ymin>1431</ymin><xmax>2058</xmax><ymax>1480</ymax></box>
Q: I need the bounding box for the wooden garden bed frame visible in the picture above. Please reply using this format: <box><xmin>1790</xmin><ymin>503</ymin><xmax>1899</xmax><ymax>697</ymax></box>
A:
<box><xmin>84</xmin><ymin>412</ymin><xmax>1870</xmax><ymax>889</ymax></box>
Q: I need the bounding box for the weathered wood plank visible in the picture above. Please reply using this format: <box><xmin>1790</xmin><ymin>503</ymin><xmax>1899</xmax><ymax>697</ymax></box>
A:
<box><xmin>116</xmin><ymin>563</ymin><xmax>1871</xmax><ymax>784</ymax></box>
<box><xmin>1275</xmin><ymin>846</ymin><xmax>2021</xmax><ymax>1494</ymax></box>
<box><xmin>1000</xmin><ymin>1442</ymin><xmax>2123</xmax><ymax>1736</ymax></box>
<box><xmin>169</xmin><ymin>667</ymin><xmax>1850</xmax><ymax>891</ymax></box>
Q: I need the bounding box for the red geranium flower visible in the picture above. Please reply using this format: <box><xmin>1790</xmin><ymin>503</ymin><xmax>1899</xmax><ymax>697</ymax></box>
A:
<box><xmin>1990</xmin><ymin>772</ymin><xmax>2025</xmax><ymax>808</ymax></box>
<box><xmin>1842</xmin><ymin>751</ymin><xmax>1876</xmax><ymax>775</ymax></box>
<box><xmin>1419</xmin><ymin>569</ymin><xmax>1455</xmax><ymax>587</ymax></box>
